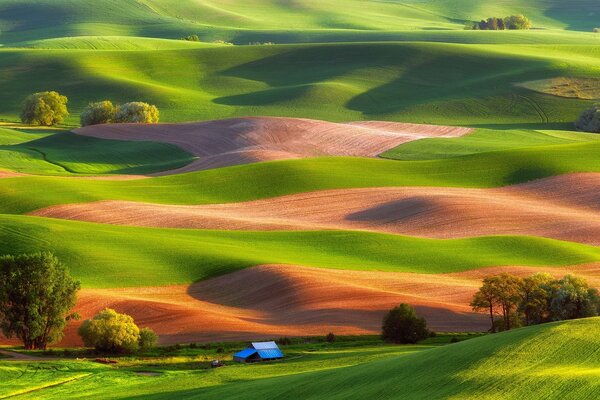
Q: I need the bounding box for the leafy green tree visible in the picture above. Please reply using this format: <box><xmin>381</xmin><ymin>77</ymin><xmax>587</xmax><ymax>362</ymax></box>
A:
<box><xmin>470</xmin><ymin>280</ymin><xmax>498</xmax><ymax>332</ymax></box>
<box><xmin>519</xmin><ymin>273</ymin><xmax>555</xmax><ymax>325</ymax></box>
<box><xmin>80</xmin><ymin>101</ymin><xmax>116</xmax><ymax>126</ymax></box>
<box><xmin>21</xmin><ymin>91</ymin><xmax>69</xmax><ymax>126</ymax></box>
<box><xmin>504</xmin><ymin>15</ymin><xmax>532</xmax><ymax>30</ymax></box>
<box><xmin>181</xmin><ymin>34</ymin><xmax>200</xmax><ymax>42</ymax></box>
<box><xmin>139</xmin><ymin>327</ymin><xmax>158</xmax><ymax>350</ymax></box>
<box><xmin>381</xmin><ymin>304</ymin><xmax>430</xmax><ymax>344</ymax></box>
<box><xmin>550</xmin><ymin>275</ymin><xmax>600</xmax><ymax>320</ymax></box>
<box><xmin>78</xmin><ymin>308</ymin><xmax>158</xmax><ymax>353</ymax></box>
<box><xmin>575</xmin><ymin>105</ymin><xmax>600</xmax><ymax>132</ymax></box>
<box><xmin>0</xmin><ymin>252</ymin><xmax>80</xmax><ymax>350</ymax></box>
<box><xmin>114</xmin><ymin>102</ymin><xmax>159</xmax><ymax>124</ymax></box>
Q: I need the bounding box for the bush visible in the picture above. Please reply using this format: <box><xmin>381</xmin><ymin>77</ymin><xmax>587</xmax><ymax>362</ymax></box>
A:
<box><xmin>325</xmin><ymin>332</ymin><xmax>336</xmax><ymax>343</ymax></box>
<box><xmin>78</xmin><ymin>309</ymin><xmax>140</xmax><ymax>353</ymax></box>
<box><xmin>80</xmin><ymin>101</ymin><xmax>116</xmax><ymax>126</ymax></box>
<box><xmin>114</xmin><ymin>102</ymin><xmax>159</xmax><ymax>124</ymax></box>
<box><xmin>575</xmin><ymin>105</ymin><xmax>600</xmax><ymax>132</ymax></box>
<box><xmin>504</xmin><ymin>15</ymin><xmax>532</xmax><ymax>30</ymax></box>
<box><xmin>381</xmin><ymin>304</ymin><xmax>430</xmax><ymax>344</ymax></box>
<box><xmin>139</xmin><ymin>327</ymin><xmax>158</xmax><ymax>351</ymax></box>
<box><xmin>181</xmin><ymin>34</ymin><xmax>200</xmax><ymax>42</ymax></box>
<box><xmin>20</xmin><ymin>91</ymin><xmax>69</xmax><ymax>126</ymax></box>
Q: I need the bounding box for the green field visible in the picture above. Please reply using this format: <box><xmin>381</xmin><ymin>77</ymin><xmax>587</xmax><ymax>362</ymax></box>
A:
<box><xmin>0</xmin><ymin>318</ymin><xmax>598</xmax><ymax>399</ymax></box>
<box><xmin>4</xmin><ymin>214</ymin><xmax>600</xmax><ymax>287</ymax></box>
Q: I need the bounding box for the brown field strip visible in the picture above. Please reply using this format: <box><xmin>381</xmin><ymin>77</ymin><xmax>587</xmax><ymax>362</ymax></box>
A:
<box><xmin>31</xmin><ymin>173</ymin><xmax>600</xmax><ymax>245</ymax></box>
<box><xmin>4</xmin><ymin>263</ymin><xmax>599</xmax><ymax>347</ymax></box>
<box><xmin>74</xmin><ymin>117</ymin><xmax>472</xmax><ymax>174</ymax></box>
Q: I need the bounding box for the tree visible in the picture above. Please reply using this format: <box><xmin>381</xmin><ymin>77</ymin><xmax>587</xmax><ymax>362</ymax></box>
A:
<box><xmin>381</xmin><ymin>304</ymin><xmax>430</xmax><ymax>344</ymax></box>
<box><xmin>114</xmin><ymin>102</ymin><xmax>159</xmax><ymax>124</ymax></box>
<box><xmin>80</xmin><ymin>101</ymin><xmax>116</xmax><ymax>126</ymax></box>
<box><xmin>519</xmin><ymin>273</ymin><xmax>555</xmax><ymax>325</ymax></box>
<box><xmin>470</xmin><ymin>281</ymin><xmax>498</xmax><ymax>332</ymax></box>
<box><xmin>550</xmin><ymin>275</ymin><xmax>600</xmax><ymax>321</ymax></box>
<box><xmin>575</xmin><ymin>105</ymin><xmax>600</xmax><ymax>133</ymax></box>
<box><xmin>504</xmin><ymin>15</ymin><xmax>532</xmax><ymax>30</ymax></box>
<box><xmin>0</xmin><ymin>252</ymin><xmax>80</xmax><ymax>350</ymax></box>
<box><xmin>181</xmin><ymin>34</ymin><xmax>200</xmax><ymax>42</ymax></box>
<box><xmin>21</xmin><ymin>91</ymin><xmax>69</xmax><ymax>126</ymax></box>
<box><xmin>78</xmin><ymin>308</ymin><xmax>157</xmax><ymax>353</ymax></box>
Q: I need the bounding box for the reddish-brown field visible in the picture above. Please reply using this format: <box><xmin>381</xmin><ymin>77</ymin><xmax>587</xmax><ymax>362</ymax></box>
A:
<box><xmin>74</xmin><ymin>117</ymin><xmax>472</xmax><ymax>173</ymax></box>
<box><xmin>31</xmin><ymin>173</ymin><xmax>600</xmax><ymax>245</ymax></box>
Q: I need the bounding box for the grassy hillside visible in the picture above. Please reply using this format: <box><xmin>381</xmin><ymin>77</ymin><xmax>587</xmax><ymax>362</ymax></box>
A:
<box><xmin>2</xmin><ymin>214</ymin><xmax>599</xmax><ymax>287</ymax></box>
<box><xmin>1</xmin><ymin>318</ymin><xmax>598</xmax><ymax>399</ymax></box>
<box><xmin>0</xmin><ymin>42</ymin><xmax>598</xmax><ymax>125</ymax></box>
<box><xmin>0</xmin><ymin>0</ymin><xmax>598</xmax><ymax>45</ymax></box>
<box><xmin>0</xmin><ymin>128</ymin><xmax>195</xmax><ymax>174</ymax></box>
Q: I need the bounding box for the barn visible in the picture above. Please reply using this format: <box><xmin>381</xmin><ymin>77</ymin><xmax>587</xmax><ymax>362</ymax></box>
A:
<box><xmin>233</xmin><ymin>341</ymin><xmax>284</xmax><ymax>363</ymax></box>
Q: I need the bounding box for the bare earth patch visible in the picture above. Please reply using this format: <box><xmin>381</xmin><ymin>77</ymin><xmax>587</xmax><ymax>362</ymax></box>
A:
<box><xmin>31</xmin><ymin>173</ymin><xmax>600</xmax><ymax>245</ymax></box>
<box><xmin>74</xmin><ymin>117</ymin><xmax>472</xmax><ymax>174</ymax></box>
<box><xmin>517</xmin><ymin>77</ymin><xmax>600</xmax><ymax>100</ymax></box>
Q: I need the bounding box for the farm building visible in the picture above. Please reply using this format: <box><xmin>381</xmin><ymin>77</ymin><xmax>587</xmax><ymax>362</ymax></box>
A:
<box><xmin>233</xmin><ymin>341</ymin><xmax>284</xmax><ymax>363</ymax></box>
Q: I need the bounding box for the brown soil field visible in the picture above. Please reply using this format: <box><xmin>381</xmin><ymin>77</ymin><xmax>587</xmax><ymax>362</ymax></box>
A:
<box><xmin>31</xmin><ymin>173</ymin><xmax>600</xmax><ymax>245</ymax></box>
<box><xmin>5</xmin><ymin>263</ymin><xmax>598</xmax><ymax>347</ymax></box>
<box><xmin>74</xmin><ymin>117</ymin><xmax>472</xmax><ymax>174</ymax></box>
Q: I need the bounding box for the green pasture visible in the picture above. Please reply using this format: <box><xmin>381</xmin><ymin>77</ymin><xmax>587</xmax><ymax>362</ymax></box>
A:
<box><xmin>1</xmin><ymin>214</ymin><xmax>599</xmax><ymax>287</ymax></box>
<box><xmin>1</xmin><ymin>318</ymin><xmax>598</xmax><ymax>399</ymax></box>
<box><xmin>0</xmin><ymin>42</ymin><xmax>598</xmax><ymax>124</ymax></box>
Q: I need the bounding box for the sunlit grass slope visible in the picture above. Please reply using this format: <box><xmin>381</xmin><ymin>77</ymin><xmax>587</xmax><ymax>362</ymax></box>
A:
<box><xmin>2</xmin><ymin>214</ymin><xmax>600</xmax><ymax>287</ymax></box>
<box><xmin>1</xmin><ymin>317</ymin><xmax>598</xmax><ymax>399</ymax></box>
<box><xmin>0</xmin><ymin>0</ymin><xmax>599</xmax><ymax>45</ymax></box>
<box><xmin>194</xmin><ymin>318</ymin><xmax>600</xmax><ymax>399</ymax></box>
<box><xmin>0</xmin><ymin>42</ymin><xmax>598</xmax><ymax>124</ymax></box>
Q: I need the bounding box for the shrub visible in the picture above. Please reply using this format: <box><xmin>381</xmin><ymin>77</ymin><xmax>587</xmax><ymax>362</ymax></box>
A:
<box><xmin>594</xmin><ymin>28</ymin><xmax>600</xmax><ymax>33</ymax></box>
<box><xmin>20</xmin><ymin>91</ymin><xmax>69</xmax><ymax>126</ymax></box>
<box><xmin>381</xmin><ymin>304</ymin><xmax>430</xmax><ymax>344</ymax></box>
<box><xmin>504</xmin><ymin>15</ymin><xmax>533</xmax><ymax>30</ymax></box>
<box><xmin>450</xmin><ymin>337</ymin><xmax>460</xmax><ymax>343</ymax></box>
<box><xmin>78</xmin><ymin>308</ymin><xmax>150</xmax><ymax>354</ymax></box>
<box><xmin>325</xmin><ymin>332</ymin><xmax>336</xmax><ymax>343</ymax></box>
<box><xmin>181</xmin><ymin>34</ymin><xmax>200</xmax><ymax>42</ymax></box>
<box><xmin>80</xmin><ymin>101</ymin><xmax>116</xmax><ymax>126</ymax></box>
<box><xmin>139</xmin><ymin>327</ymin><xmax>158</xmax><ymax>351</ymax></box>
<box><xmin>278</xmin><ymin>337</ymin><xmax>292</xmax><ymax>345</ymax></box>
<box><xmin>575</xmin><ymin>105</ymin><xmax>600</xmax><ymax>132</ymax></box>
<box><xmin>114</xmin><ymin>102</ymin><xmax>159</xmax><ymax>124</ymax></box>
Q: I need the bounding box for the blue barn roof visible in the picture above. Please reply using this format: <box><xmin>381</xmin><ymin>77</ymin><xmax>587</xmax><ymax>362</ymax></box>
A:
<box><xmin>234</xmin><ymin>341</ymin><xmax>284</xmax><ymax>362</ymax></box>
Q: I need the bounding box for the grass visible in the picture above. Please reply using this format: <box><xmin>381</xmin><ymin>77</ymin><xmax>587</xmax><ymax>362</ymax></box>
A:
<box><xmin>382</xmin><ymin>127</ymin><xmax>600</xmax><ymax>160</ymax></box>
<box><xmin>0</xmin><ymin>41</ymin><xmax>598</xmax><ymax>124</ymax></box>
<box><xmin>0</xmin><ymin>128</ymin><xmax>196</xmax><ymax>175</ymax></box>
<box><xmin>0</xmin><ymin>318</ymin><xmax>598</xmax><ymax>399</ymax></box>
<box><xmin>2</xmin><ymin>214</ymin><xmax>600</xmax><ymax>287</ymax></box>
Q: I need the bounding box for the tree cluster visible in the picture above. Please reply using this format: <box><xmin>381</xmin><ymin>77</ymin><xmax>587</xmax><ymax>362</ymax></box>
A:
<box><xmin>180</xmin><ymin>34</ymin><xmax>200</xmax><ymax>42</ymax></box>
<box><xmin>78</xmin><ymin>308</ymin><xmax>158</xmax><ymax>354</ymax></box>
<box><xmin>467</xmin><ymin>15</ymin><xmax>532</xmax><ymax>30</ymax></box>
<box><xmin>0</xmin><ymin>252</ymin><xmax>80</xmax><ymax>350</ymax></box>
<box><xmin>471</xmin><ymin>273</ymin><xmax>600</xmax><ymax>332</ymax></box>
<box><xmin>381</xmin><ymin>303</ymin><xmax>430</xmax><ymax>344</ymax></box>
<box><xmin>80</xmin><ymin>100</ymin><xmax>160</xmax><ymax>126</ymax></box>
<box><xmin>575</xmin><ymin>104</ymin><xmax>600</xmax><ymax>133</ymax></box>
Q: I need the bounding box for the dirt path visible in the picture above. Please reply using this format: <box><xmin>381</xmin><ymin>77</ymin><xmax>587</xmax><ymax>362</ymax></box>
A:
<box><xmin>0</xmin><ymin>349</ymin><xmax>52</xmax><ymax>361</ymax></box>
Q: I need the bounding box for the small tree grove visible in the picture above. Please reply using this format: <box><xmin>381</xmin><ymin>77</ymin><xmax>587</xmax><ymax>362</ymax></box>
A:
<box><xmin>471</xmin><ymin>273</ymin><xmax>600</xmax><ymax>332</ymax></box>
<box><xmin>114</xmin><ymin>102</ymin><xmax>160</xmax><ymax>124</ymax></box>
<box><xmin>80</xmin><ymin>101</ymin><xmax>116</xmax><ymax>126</ymax></box>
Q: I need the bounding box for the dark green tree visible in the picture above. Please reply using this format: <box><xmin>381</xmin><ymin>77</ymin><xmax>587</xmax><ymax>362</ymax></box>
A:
<box><xmin>0</xmin><ymin>252</ymin><xmax>80</xmax><ymax>350</ymax></box>
<box><xmin>381</xmin><ymin>304</ymin><xmax>430</xmax><ymax>344</ymax></box>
